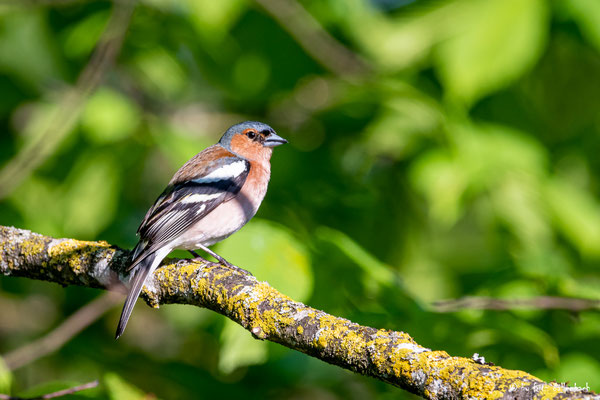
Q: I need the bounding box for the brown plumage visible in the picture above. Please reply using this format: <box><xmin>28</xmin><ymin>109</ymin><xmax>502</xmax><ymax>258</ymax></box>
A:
<box><xmin>115</xmin><ymin>121</ymin><xmax>287</xmax><ymax>339</ymax></box>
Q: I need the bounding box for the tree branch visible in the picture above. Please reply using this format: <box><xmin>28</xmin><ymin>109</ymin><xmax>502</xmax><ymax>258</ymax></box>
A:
<box><xmin>433</xmin><ymin>296</ymin><xmax>600</xmax><ymax>313</ymax></box>
<box><xmin>0</xmin><ymin>226</ymin><xmax>597</xmax><ymax>400</ymax></box>
<box><xmin>0</xmin><ymin>380</ymin><xmax>98</xmax><ymax>400</ymax></box>
<box><xmin>3</xmin><ymin>292</ymin><xmax>121</xmax><ymax>370</ymax></box>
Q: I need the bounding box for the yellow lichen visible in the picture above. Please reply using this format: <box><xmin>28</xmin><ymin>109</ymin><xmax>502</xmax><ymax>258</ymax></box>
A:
<box><xmin>297</xmin><ymin>326</ymin><xmax>304</xmax><ymax>335</ymax></box>
<box><xmin>48</xmin><ymin>239</ymin><xmax>110</xmax><ymax>272</ymax></box>
<box><xmin>20</xmin><ymin>237</ymin><xmax>45</xmax><ymax>257</ymax></box>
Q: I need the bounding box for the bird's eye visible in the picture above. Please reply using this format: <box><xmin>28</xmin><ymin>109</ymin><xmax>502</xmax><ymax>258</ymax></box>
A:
<box><xmin>246</xmin><ymin>130</ymin><xmax>257</xmax><ymax>139</ymax></box>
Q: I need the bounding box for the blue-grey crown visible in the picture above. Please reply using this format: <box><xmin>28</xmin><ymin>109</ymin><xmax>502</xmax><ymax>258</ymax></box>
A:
<box><xmin>219</xmin><ymin>121</ymin><xmax>276</xmax><ymax>149</ymax></box>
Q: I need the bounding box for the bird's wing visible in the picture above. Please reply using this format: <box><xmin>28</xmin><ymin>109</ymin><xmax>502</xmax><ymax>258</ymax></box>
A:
<box><xmin>130</xmin><ymin>154</ymin><xmax>250</xmax><ymax>270</ymax></box>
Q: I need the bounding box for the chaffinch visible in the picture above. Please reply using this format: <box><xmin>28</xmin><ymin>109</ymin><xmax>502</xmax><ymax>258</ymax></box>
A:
<box><xmin>116</xmin><ymin>121</ymin><xmax>287</xmax><ymax>338</ymax></box>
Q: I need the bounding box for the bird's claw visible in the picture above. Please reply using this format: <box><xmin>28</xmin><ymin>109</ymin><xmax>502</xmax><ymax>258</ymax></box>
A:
<box><xmin>176</xmin><ymin>259</ymin><xmax>189</xmax><ymax>267</ymax></box>
<box><xmin>212</xmin><ymin>259</ymin><xmax>252</xmax><ymax>275</ymax></box>
<box><xmin>224</xmin><ymin>263</ymin><xmax>252</xmax><ymax>276</ymax></box>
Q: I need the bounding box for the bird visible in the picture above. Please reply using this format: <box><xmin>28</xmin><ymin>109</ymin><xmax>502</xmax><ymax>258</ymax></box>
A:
<box><xmin>115</xmin><ymin>121</ymin><xmax>287</xmax><ymax>339</ymax></box>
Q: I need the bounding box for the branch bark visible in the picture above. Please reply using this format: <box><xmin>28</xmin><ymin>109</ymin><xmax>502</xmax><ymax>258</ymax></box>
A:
<box><xmin>0</xmin><ymin>225</ymin><xmax>597</xmax><ymax>400</ymax></box>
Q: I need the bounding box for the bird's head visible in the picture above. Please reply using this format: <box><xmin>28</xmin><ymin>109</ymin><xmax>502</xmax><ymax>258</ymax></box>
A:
<box><xmin>219</xmin><ymin>121</ymin><xmax>287</xmax><ymax>162</ymax></box>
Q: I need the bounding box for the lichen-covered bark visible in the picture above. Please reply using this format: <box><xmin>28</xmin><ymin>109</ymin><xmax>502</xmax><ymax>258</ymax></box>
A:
<box><xmin>0</xmin><ymin>226</ymin><xmax>597</xmax><ymax>400</ymax></box>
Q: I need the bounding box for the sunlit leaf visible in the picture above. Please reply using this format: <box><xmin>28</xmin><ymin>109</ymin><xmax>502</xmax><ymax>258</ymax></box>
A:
<box><xmin>62</xmin><ymin>11</ymin><xmax>109</xmax><ymax>59</ymax></box>
<box><xmin>217</xmin><ymin>219</ymin><xmax>312</xmax><ymax>301</ymax></box>
<box><xmin>563</xmin><ymin>0</ymin><xmax>600</xmax><ymax>52</ymax></box>
<box><xmin>81</xmin><ymin>88</ymin><xmax>140</xmax><ymax>144</ymax></box>
<box><xmin>435</xmin><ymin>0</ymin><xmax>548</xmax><ymax>106</ymax></box>
<box><xmin>560</xmin><ymin>276</ymin><xmax>600</xmax><ymax>300</ymax></box>
<box><xmin>131</xmin><ymin>48</ymin><xmax>187</xmax><ymax>99</ymax></box>
<box><xmin>341</xmin><ymin>0</ymin><xmax>459</xmax><ymax>70</ymax></box>
<box><xmin>400</xmin><ymin>235</ymin><xmax>458</xmax><ymax>303</ymax></box>
<box><xmin>0</xmin><ymin>357</ymin><xmax>11</xmax><ymax>395</ymax></box>
<box><xmin>0</xmin><ymin>11</ymin><xmax>65</xmax><ymax>90</ymax></box>
<box><xmin>410</xmin><ymin>149</ymin><xmax>467</xmax><ymax>225</ymax></box>
<box><xmin>218</xmin><ymin>320</ymin><xmax>268</xmax><ymax>374</ymax></box>
<box><xmin>315</xmin><ymin>226</ymin><xmax>395</xmax><ymax>288</ymax></box>
<box><xmin>233</xmin><ymin>53</ymin><xmax>270</xmax><ymax>95</ymax></box>
<box><xmin>546</xmin><ymin>177</ymin><xmax>600</xmax><ymax>258</ymax></box>
<box><xmin>9</xmin><ymin>175</ymin><xmax>63</xmax><ymax>237</ymax></box>
<box><xmin>104</xmin><ymin>373</ymin><xmax>149</xmax><ymax>400</ymax></box>
<box><xmin>497</xmin><ymin>315</ymin><xmax>559</xmax><ymax>368</ymax></box>
<box><xmin>185</xmin><ymin>0</ymin><xmax>247</xmax><ymax>43</ymax></box>
<box><xmin>219</xmin><ymin>219</ymin><xmax>313</xmax><ymax>373</ymax></box>
<box><xmin>362</xmin><ymin>94</ymin><xmax>441</xmax><ymax>159</ymax></box>
<box><xmin>216</xmin><ymin>220</ymin><xmax>311</xmax><ymax>373</ymax></box>
<box><xmin>549</xmin><ymin>353</ymin><xmax>600</xmax><ymax>389</ymax></box>
<box><xmin>411</xmin><ymin>122</ymin><xmax>548</xmax><ymax>226</ymax></box>
<box><xmin>62</xmin><ymin>152</ymin><xmax>120</xmax><ymax>238</ymax></box>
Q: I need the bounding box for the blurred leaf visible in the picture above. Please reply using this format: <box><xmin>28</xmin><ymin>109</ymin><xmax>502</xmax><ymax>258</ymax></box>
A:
<box><xmin>219</xmin><ymin>320</ymin><xmax>268</xmax><ymax>374</ymax></box>
<box><xmin>495</xmin><ymin>280</ymin><xmax>543</xmax><ymax>319</ymax></box>
<box><xmin>342</xmin><ymin>0</ymin><xmax>458</xmax><ymax>70</ymax></box>
<box><xmin>491</xmin><ymin>176</ymin><xmax>551</xmax><ymax>248</ymax></box>
<box><xmin>410</xmin><ymin>149</ymin><xmax>467</xmax><ymax>224</ymax></box>
<box><xmin>152</xmin><ymin>122</ymin><xmax>214</xmax><ymax>169</ymax></box>
<box><xmin>411</xmin><ymin>122</ymin><xmax>548</xmax><ymax>225</ymax></box>
<box><xmin>62</xmin><ymin>11</ymin><xmax>109</xmax><ymax>59</ymax></box>
<box><xmin>81</xmin><ymin>87</ymin><xmax>140</xmax><ymax>144</ymax></box>
<box><xmin>131</xmin><ymin>48</ymin><xmax>187</xmax><ymax>99</ymax></box>
<box><xmin>546</xmin><ymin>177</ymin><xmax>600</xmax><ymax>258</ymax></box>
<box><xmin>185</xmin><ymin>0</ymin><xmax>247</xmax><ymax>43</ymax></box>
<box><xmin>218</xmin><ymin>219</ymin><xmax>312</xmax><ymax>301</ymax></box>
<box><xmin>62</xmin><ymin>152</ymin><xmax>121</xmax><ymax>238</ymax></box>
<box><xmin>0</xmin><ymin>11</ymin><xmax>64</xmax><ymax>90</ymax></box>
<box><xmin>549</xmin><ymin>353</ymin><xmax>600</xmax><ymax>389</ymax></box>
<box><xmin>0</xmin><ymin>357</ymin><xmax>11</xmax><ymax>395</ymax></box>
<box><xmin>9</xmin><ymin>175</ymin><xmax>63</xmax><ymax>236</ymax></box>
<box><xmin>217</xmin><ymin>220</ymin><xmax>310</xmax><ymax>374</ymax></box>
<box><xmin>362</xmin><ymin>92</ymin><xmax>441</xmax><ymax>159</ymax></box>
<box><xmin>16</xmin><ymin>100</ymin><xmax>61</xmax><ymax>145</ymax></box>
<box><xmin>401</xmin><ymin>235</ymin><xmax>457</xmax><ymax>303</ymax></box>
<box><xmin>104</xmin><ymin>373</ymin><xmax>149</xmax><ymax>400</ymax></box>
<box><xmin>560</xmin><ymin>276</ymin><xmax>600</xmax><ymax>300</ymax></box>
<box><xmin>232</xmin><ymin>53</ymin><xmax>270</xmax><ymax>95</ymax></box>
<box><xmin>512</xmin><ymin>247</ymin><xmax>571</xmax><ymax>281</ymax></box>
<box><xmin>563</xmin><ymin>0</ymin><xmax>600</xmax><ymax>52</ymax></box>
<box><xmin>435</xmin><ymin>0</ymin><xmax>548</xmax><ymax>106</ymax></box>
<box><xmin>498</xmin><ymin>315</ymin><xmax>559</xmax><ymax>367</ymax></box>
<box><xmin>316</xmin><ymin>226</ymin><xmax>395</xmax><ymax>288</ymax></box>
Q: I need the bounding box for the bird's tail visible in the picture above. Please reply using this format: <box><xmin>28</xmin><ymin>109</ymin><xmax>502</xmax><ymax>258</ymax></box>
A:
<box><xmin>115</xmin><ymin>252</ymin><xmax>157</xmax><ymax>339</ymax></box>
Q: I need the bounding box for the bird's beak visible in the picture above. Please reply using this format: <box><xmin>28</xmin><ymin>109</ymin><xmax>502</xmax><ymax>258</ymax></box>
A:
<box><xmin>264</xmin><ymin>133</ymin><xmax>288</xmax><ymax>147</ymax></box>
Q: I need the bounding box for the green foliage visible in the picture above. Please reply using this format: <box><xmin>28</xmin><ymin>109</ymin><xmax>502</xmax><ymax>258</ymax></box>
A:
<box><xmin>219</xmin><ymin>219</ymin><xmax>312</xmax><ymax>301</ymax></box>
<box><xmin>1</xmin><ymin>0</ymin><xmax>600</xmax><ymax>398</ymax></box>
<box><xmin>435</xmin><ymin>0</ymin><xmax>548</xmax><ymax>106</ymax></box>
<box><xmin>104</xmin><ymin>373</ymin><xmax>149</xmax><ymax>400</ymax></box>
<box><xmin>81</xmin><ymin>88</ymin><xmax>140</xmax><ymax>144</ymax></box>
<box><xmin>0</xmin><ymin>357</ymin><xmax>11</xmax><ymax>395</ymax></box>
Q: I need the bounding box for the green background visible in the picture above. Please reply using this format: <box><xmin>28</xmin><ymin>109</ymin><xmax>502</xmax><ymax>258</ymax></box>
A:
<box><xmin>1</xmin><ymin>0</ymin><xmax>600</xmax><ymax>398</ymax></box>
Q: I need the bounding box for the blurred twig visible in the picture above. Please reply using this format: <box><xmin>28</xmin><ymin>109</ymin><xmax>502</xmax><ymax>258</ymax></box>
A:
<box><xmin>0</xmin><ymin>0</ymin><xmax>135</xmax><ymax>199</ymax></box>
<box><xmin>253</xmin><ymin>0</ymin><xmax>371</xmax><ymax>77</ymax></box>
<box><xmin>433</xmin><ymin>296</ymin><xmax>600</xmax><ymax>312</ymax></box>
<box><xmin>0</xmin><ymin>380</ymin><xmax>98</xmax><ymax>400</ymax></box>
<box><xmin>0</xmin><ymin>0</ymin><xmax>92</xmax><ymax>6</ymax></box>
<box><xmin>3</xmin><ymin>292</ymin><xmax>121</xmax><ymax>370</ymax></box>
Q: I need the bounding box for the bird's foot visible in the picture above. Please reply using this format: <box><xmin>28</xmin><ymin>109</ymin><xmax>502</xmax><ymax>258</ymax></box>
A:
<box><xmin>186</xmin><ymin>250</ymin><xmax>251</xmax><ymax>275</ymax></box>
<box><xmin>176</xmin><ymin>258</ymin><xmax>191</xmax><ymax>267</ymax></box>
<box><xmin>224</xmin><ymin>263</ymin><xmax>252</xmax><ymax>275</ymax></box>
